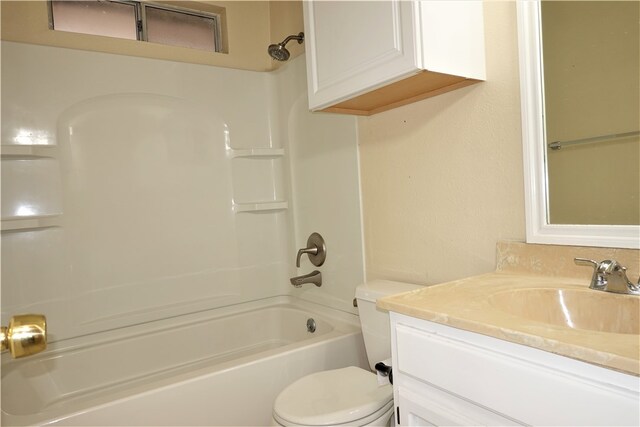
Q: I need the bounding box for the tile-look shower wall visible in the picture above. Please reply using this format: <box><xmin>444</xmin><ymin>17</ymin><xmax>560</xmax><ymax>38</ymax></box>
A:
<box><xmin>1</xmin><ymin>41</ymin><xmax>290</xmax><ymax>341</ymax></box>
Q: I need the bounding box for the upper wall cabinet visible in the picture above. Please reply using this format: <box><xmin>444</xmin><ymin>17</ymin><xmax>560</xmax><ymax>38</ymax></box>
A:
<box><xmin>303</xmin><ymin>1</ymin><xmax>486</xmax><ymax>116</ymax></box>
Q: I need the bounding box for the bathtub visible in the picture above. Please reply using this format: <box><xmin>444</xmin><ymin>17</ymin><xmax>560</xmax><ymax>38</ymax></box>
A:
<box><xmin>1</xmin><ymin>297</ymin><xmax>369</xmax><ymax>426</ymax></box>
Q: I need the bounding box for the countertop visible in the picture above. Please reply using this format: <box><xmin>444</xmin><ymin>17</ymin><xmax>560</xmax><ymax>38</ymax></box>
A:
<box><xmin>377</xmin><ymin>272</ymin><xmax>640</xmax><ymax>376</ymax></box>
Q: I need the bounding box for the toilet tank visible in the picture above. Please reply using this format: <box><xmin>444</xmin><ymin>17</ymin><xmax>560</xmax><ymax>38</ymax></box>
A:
<box><xmin>355</xmin><ymin>280</ymin><xmax>423</xmax><ymax>370</ymax></box>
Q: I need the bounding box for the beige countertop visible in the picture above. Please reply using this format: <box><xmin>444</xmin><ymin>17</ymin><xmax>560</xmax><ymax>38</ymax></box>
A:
<box><xmin>378</xmin><ymin>272</ymin><xmax>640</xmax><ymax>376</ymax></box>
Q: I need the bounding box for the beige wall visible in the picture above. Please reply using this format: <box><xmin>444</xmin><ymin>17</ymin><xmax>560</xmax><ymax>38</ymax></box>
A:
<box><xmin>542</xmin><ymin>1</ymin><xmax>640</xmax><ymax>225</ymax></box>
<box><xmin>269</xmin><ymin>0</ymin><xmax>304</xmax><ymax>68</ymax></box>
<box><xmin>1</xmin><ymin>0</ymin><xmax>303</xmax><ymax>72</ymax></box>
<box><xmin>358</xmin><ymin>2</ymin><xmax>525</xmax><ymax>285</ymax></box>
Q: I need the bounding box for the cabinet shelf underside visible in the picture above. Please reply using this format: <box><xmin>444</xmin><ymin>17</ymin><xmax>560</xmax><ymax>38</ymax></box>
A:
<box><xmin>323</xmin><ymin>70</ymin><xmax>480</xmax><ymax>116</ymax></box>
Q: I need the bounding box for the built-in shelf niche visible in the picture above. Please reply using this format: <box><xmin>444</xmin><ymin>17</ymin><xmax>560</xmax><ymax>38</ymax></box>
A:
<box><xmin>229</xmin><ymin>145</ymin><xmax>287</xmax><ymax>214</ymax></box>
<box><xmin>1</xmin><ymin>155</ymin><xmax>63</xmax><ymax>226</ymax></box>
<box><xmin>232</xmin><ymin>201</ymin><xmax>289</xmax><ymax>213</ymax></box>
<box><xmin>227</xmin><ymin>147</ymin><xmax>285</xmax><ymax>159</ymax></box>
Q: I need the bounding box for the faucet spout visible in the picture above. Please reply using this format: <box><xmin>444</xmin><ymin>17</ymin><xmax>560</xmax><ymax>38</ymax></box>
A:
<box><xmin>290</xmin><ymin>270</ymin><xmax>322</xmax><ymax>288</ymax></box>
<box><xmin>574</xmin><ymin>258</ymin><xmax>640</xmax><ymax>295</ymax></box>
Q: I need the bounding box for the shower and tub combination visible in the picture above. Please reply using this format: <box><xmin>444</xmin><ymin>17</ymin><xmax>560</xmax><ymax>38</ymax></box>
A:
<box><xmin>2</xmin><ymin>298</ymin><xmax>367</xmax><ymax>426</ymax></box>
<box><xmin>1</xmin><ymin>31</ymin><xmax>366</xmax><ymax>426</ymax></box>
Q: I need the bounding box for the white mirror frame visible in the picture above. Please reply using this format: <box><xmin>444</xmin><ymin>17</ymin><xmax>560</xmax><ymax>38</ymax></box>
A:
<box><xmin>516</xmin><ymin>1</ymin><xmax>639</xmax><ymax>249</ymax></box>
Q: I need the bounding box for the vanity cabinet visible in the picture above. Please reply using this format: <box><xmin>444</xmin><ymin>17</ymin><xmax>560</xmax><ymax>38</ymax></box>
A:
<box><xmin>302</xmin><ymin>1</ymin><xmax>485</xmax><ymax>116</ymax></box>
<box><xmin>390</xmin><ymin>313</ymin><xmax>640</xmax><ymax>426</ymax></box>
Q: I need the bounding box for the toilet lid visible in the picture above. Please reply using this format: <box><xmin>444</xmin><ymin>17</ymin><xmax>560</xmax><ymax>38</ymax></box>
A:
<box><xmin>273</xmin><ymin>366</ymin><xmax>393</xmax><ymax>426</ymax></box>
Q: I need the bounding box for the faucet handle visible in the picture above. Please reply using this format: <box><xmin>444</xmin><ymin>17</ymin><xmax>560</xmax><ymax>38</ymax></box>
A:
<box><xmin>575</xmin><ymin>258</ymin><xmax>640</xmax><ymax>294</ymax></box>
<box><xmin>574</xmin><ymin>258</ymin><xmax>600</xmax><ymax>276</ymax></box>
<box><xmin>575</xmin><ymin>258</ymin><xmax>624</xmax><ymax>274</ymax></box>
<box><xmin>574</xmin><ymin>258</ymin><xmax>598</xmax><ymax>269</ymax></box>
<box><xmin>295</xmin><ymin>232</ymin><xmax>326</xmax><ymax>267</ymax></box>
<box><xmin>574</xmin><ymin>258</ymin><xmax>606</xmax><ymax>289</ymax></box>
<box><xmin>296</xmin><ymin>247</ymin><xmax>318</xmax><ymax>267</ymax></box>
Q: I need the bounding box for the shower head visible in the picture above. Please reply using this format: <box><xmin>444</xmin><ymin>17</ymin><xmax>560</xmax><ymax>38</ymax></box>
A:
<box><xmin>268</xmin><ymin>32</ymin><xmax>304</xmax><ymax>61</ymax></box>
<box><xmin>268</xmin><ymin>43</ymin><xmax>291</xmax><ymax>61</ymax></box>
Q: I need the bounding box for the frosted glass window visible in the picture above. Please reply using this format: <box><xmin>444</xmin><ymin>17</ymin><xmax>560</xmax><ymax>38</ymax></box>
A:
<box><xmin>51</xmin><ymin>1</ymin><xmax>138</xmax><ymax>40</ymax></box>
<box><xmin>146</xmin><ymin>6</ymin><xmax>218</xmax><ymax>52</ymax></box>
<box><xmin>49</xmin><ymin>1</ymin><xmax>223</xmax><ymax>52</ymax></box>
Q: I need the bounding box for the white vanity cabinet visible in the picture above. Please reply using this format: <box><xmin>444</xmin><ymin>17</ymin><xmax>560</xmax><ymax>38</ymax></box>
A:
<box><xmin>390</xmin><ymin>313</ymin><xmax>640</xmax><ymax>426</ymax></box>
<box><xmin>302</xmin><ymin>0</ymin><xmax>485</xmax><ymax>116</ymax></box>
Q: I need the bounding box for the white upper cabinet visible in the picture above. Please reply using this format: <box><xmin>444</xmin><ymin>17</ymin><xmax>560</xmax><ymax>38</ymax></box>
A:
<box><xmin>303</xmin><ymin>0</ymin><xmax>486</xmax><ymax>116</ymax></box>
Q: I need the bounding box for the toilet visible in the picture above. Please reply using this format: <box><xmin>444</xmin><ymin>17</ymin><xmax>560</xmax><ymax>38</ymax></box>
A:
<box><xmin>272</xmin><ymin>280</ymin><xmax>422</xmax><ymax>427</ymax></box>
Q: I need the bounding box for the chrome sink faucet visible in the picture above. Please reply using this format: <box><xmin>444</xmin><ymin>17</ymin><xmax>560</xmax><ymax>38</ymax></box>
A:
<box><xmin>575</xmin><ymin>258</ymin><xmax>640</xmax><ymax>295</ymax></box>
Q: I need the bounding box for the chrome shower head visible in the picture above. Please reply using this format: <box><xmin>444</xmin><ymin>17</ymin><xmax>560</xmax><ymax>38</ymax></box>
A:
<box><xmin>268</xmin><ymin>43</ymin><xmax>290</xmax><ymax>61</ymax></box>
<box><xmin>268</xmin><ymin>32</ymin><xmax>304</xmax><ymax>61</ymax></box>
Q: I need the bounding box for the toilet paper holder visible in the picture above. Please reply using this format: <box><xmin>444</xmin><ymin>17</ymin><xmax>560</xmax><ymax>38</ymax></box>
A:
<box><xmin>375</xmin><ymin>361</ymin><xmax>393</xmax><ymax>385</ymax></box>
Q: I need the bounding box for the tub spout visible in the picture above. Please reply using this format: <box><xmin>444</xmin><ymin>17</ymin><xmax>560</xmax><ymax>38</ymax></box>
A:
<box><xmin>290</xmin><ymin>270</ymin><xmax>322</xmax><ymax>288</ymax></box>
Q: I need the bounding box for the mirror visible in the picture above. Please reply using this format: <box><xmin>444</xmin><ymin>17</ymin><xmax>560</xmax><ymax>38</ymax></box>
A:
<box><xmin>517</xmin><ymin>1</ymin><xmax>640</xmax><ymax>249</ymax></box>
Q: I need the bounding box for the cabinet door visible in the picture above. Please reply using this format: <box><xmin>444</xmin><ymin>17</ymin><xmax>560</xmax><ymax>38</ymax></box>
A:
<box><xmin>397</xmin><ymin>383</ymin><xmax>522</xmax><ymax>426</ymax></box>
<box><xmin>392</xmin><ymin>314</ymin><xmax>640</xmax><ymax>426</ymax></box>
<box><xmin>303</xmin><ymin>0</ymin><xmax>420</xmax><ymax>110</ymax></box>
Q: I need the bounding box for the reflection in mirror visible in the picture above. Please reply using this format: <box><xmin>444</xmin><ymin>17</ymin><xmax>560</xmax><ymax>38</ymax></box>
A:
<box><xmin>517</xmin><ymin>1</ymin><xmax>640</xmax><ymax>249</ymax></box>
<box><xmin>542</xmin><ymin>2</ymin><xmax>639</xmax><ymax>226</ymax></box>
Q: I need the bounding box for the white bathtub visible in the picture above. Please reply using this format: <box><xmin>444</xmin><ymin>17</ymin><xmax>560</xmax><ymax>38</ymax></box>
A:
<box><xmin>1</xmin><ymin>297</ymin><xmax>369</xmax><ymax>426</ymax></box>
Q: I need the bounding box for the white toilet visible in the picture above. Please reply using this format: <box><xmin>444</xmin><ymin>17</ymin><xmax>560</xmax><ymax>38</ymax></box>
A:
<box><xmin>272</xmin><ymin>280</ymin><xmax>422</xmax><ymax>427</ymax></box>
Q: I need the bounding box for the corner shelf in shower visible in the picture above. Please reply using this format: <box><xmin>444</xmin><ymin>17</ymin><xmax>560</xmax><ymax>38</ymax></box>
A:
<box><xmin>227</xmin><ymin>148</ymin><xmax>285</xmax><ymax>159</ymax></box>
<box><xmin>1</xmin><ymin>154</ymin><xmax>63</xmax><ymax>230</ymax></box>
<box><xmin>1</xmin><ymin>216</ymin><xmax>62</xmax><ymax>232</ymax></box>
<box><xmin>232</xmin><ymin>201</ymin><xmax>288</xmax><ymax>213</ymax></box>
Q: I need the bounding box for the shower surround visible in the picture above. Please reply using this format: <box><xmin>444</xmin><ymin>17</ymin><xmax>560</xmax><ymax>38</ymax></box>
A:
<box><xmin>1</xmin><ymin>41</ymin><xmax>365</xmax><ymax>424</ymax></box>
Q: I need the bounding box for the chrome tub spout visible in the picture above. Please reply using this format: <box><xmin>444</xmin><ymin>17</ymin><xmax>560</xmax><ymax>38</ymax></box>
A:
<box><xmin>290</xmin><ymin>270</ymin><xmax>322</xmax><ymax>288</ymax></box>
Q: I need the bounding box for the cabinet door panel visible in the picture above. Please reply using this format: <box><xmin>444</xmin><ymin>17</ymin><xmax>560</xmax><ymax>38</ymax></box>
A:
<box><xmin>304</xmin><ymin>0</ymin><xmax>419</xmax><ymax>110</ymax></box>
<box><xmin>395</xmin><ymin>321</ymin><xmax>640</xmax><ymax>426</ymax></box>
<box><xmin>397</xmin><ymin>384</ymin><xmax>520</xmax><ymax>426</ymax></box>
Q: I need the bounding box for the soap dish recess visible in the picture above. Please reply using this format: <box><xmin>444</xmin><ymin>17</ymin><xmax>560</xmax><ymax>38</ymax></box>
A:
<box><xmin>227</xmin><ymin>148</ymin><xmax>284</xmax><ymax>159</ymax></box>
<box><xmin>232</xmin><ymin>201</ymin><xmax>288</xmax><ymax>213</ymax></box>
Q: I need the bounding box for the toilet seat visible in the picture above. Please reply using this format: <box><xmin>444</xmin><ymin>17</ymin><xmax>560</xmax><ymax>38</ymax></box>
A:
<box><xmin>273</xmin><ymin>366</ymin><xmax>393</xmax><ymax>426</ymax></box>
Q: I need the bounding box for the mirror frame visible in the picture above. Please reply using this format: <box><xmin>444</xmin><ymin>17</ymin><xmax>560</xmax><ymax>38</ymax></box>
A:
<box><xmin>516</xmin><ymin>1</ymin><xmax>639</xmax><ymax>249</ymax></box>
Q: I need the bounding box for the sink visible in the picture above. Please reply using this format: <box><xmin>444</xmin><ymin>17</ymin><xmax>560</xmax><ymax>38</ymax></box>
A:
<box><xmin>488</xmin><ymin>288</ymin><xmax>639</xmax><ymax>335</ymax></box>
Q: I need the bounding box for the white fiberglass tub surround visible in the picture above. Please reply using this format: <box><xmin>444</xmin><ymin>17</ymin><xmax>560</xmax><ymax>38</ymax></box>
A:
<box><xmin>1</xmin><ymin>297</ymin><xmax>368</xmax><ymax>426</ymax></box>
<box><xmin>2</xmin><ymin>42</ymin><xmax>365</xmax><ymax>427</ymax></box>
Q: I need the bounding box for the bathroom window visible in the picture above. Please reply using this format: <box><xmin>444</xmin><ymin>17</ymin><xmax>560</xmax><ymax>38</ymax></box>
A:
<box><xmin>49</xmin><ymin>0</ymin><xmax>223</xmax><ymax>53</ymax></box>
